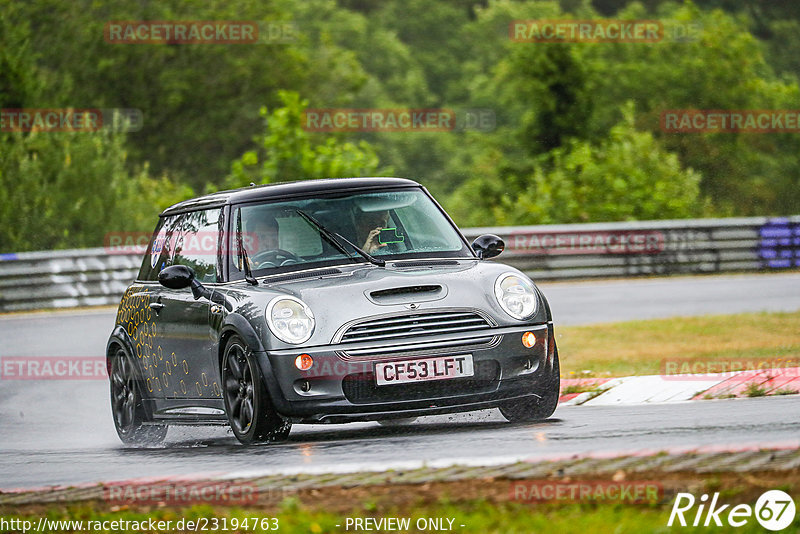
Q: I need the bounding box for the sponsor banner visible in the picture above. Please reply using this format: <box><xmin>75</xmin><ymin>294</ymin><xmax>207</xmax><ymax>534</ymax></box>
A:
<box><xmin>758</xmin><ymin>219</ymin><xmax>800</xmax><ymax>269</ymax></box>
<box><xmin>508</xmin><ymin>230</ymin><xmax>665</xmax><ymax>255</ymax></box>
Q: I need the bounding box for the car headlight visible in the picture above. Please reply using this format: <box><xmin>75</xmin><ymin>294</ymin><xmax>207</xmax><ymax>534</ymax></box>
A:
<box><xmin>266</xmin><ymin>296</ymin><xmax>315</xmax><ymax>344</ymax></box>
<box><xmin>494</xmin><ymin>273</ymin><xmax>538</xmax><ymax>320</ymax></box>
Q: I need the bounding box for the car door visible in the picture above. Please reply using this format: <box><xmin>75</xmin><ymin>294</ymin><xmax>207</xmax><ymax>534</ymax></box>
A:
<box><xmin>154</xmin><ymin>208</ymin><xmax>223</xmax><ymax>401</ymax></box>
<box><xmin>125</xmin><ymin>214</ymin><xmax>180</xmax><ymax>401</ymax></box>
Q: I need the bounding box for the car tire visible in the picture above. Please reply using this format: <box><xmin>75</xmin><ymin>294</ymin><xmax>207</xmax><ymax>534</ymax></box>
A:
<box><xmin>499</xmin><ymin>345</ymin><xmax>560</xmax><ymax>423</ymax></box>
<box><xmin>222</xmin><ymin>335</ymin><xmax>291</xmax><ymax>445</ymax></box>
<box><xmin>376</xmin><ymin>417</ymin><xmax>417</xmax><ymax>426</ymax></box>
<box><xmin>109</xmin><ymin>347</ymin><xmax>168</xmax><ymax>445</ymax></box>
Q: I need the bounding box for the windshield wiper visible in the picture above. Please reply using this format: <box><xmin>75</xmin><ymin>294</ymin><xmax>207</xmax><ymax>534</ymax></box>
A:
<box><xmin>295</xmin><ymin>209</ymin><xmax>385</xmax><ymax>267</ymax></box>
<box><xmin>236</xmin><ymin>209</ymin><xmax>258</xmax><ymax>285</ymax></box>
<box><xmin>239</xmin><ymin>247</ymin><xmax>259</xmax><ymax>285</ymax></box>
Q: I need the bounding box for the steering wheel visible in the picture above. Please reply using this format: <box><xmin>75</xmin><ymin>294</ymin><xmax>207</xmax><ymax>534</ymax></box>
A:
<box><xmin>251</xmin><ymin>249</ymin><xmax>301</xmax><ymax>268</ymax></box>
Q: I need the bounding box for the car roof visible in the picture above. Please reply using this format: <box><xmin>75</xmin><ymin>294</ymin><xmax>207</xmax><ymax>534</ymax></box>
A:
<box><xmin>160</xmin><ymin>177</ymin><xmax>421</xmax><ymax>216</ymax></box>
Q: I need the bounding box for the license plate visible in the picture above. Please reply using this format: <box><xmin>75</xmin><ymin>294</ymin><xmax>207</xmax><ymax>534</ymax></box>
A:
<box><xmin>375</xmin><ymin>355</ymin><xmax>474</xmax><ymax>386</ymax></box>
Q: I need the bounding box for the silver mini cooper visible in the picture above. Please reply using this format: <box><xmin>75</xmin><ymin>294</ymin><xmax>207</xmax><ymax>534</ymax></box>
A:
<box><xmin>106</xmin><ymin>177</ymin><xmax>560</xmax><ymax>444</ymax></box>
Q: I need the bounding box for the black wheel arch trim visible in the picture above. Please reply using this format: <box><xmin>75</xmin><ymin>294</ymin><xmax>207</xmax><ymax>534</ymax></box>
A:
<box><xmin>217</xmin><ymin>314</ymin><xmax>293</xmax><ymax>414</ymax></box>
<box><xmin>105</xmin><ymin>324</ymin><xmax>158</xmax><ymax>421</ymax></box>
<box><xmin>219</xmin><ymin>313</ymin><xmax>266</xmax><ymax>353</ymax></box>
<box><xmin>252</xmin><ymin>351</ymin><xmax>301</xmax><ymax>415</ymax></box>
<box><xmin>536</xmin><ymin>286</ymin><xmax>553</xmax><ymax>323</ymax></box>
<box><xmin>106</xmin><ymin>325</ymin><xmax>135</xmax><ymax>375</ymax></box>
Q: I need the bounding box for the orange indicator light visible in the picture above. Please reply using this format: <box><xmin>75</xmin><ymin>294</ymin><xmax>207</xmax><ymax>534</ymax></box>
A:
<box><xmin>295</xmin><ymin>354</ymin><xmax>313</xmax><ymax>371</ymax></box>
<box><xmin>522</xmin><ymin>332</ymin><xmax>537</xmax><ymax>348</ymax></box>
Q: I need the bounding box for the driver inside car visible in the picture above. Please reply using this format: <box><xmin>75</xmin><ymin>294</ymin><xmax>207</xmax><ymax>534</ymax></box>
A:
<box><xmin>246</xmin><ymin>215</ymin><xmax>297</xmax><ymax>268</ymax></box>
<box><xmin>356</xmin><ymin>210</ymin><xmax>390</xmax><ymax>253</ymax></box>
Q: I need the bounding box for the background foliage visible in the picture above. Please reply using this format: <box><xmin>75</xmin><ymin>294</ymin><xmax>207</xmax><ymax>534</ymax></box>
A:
<box><xmin>1</xmin><ymin>0</ymin><xmax>799</xmax><ymax>251</ymax></box>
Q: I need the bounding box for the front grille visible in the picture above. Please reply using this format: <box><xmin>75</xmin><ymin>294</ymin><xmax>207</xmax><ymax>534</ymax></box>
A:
<box><xmin>339</xmin><ymin>335</ymin><xmax>498</xmax><ymax>360</ymax></box>
<box><xmin>342</xmin><ymin>360</ymin><xmax>500</xmax><ymax>404</ymax></box>
<box><xmin>339</xmin><ymin>310</ymin><xmax>492</xmax><ymax>344</ymax></box>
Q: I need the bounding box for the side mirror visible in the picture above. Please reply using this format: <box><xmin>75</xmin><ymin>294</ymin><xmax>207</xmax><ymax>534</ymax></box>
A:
<box><xmin>471</xmin><ymin>234</ymin><xmax>505</xmax><ymax>260</ymax></box>
<box><xmin>158</xmin><ymin>265</ymin><xmax>211</xmax><ymax>300</ymax></box>
<box><xmin>158</xmin><ymin>265</ymin><xmax>195</xmax><ymax>289</ymax></box>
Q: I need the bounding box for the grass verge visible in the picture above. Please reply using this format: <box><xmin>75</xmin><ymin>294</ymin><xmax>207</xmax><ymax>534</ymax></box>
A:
<box><xmin>557</xmin><ymin>310</ymin><xmax>800</xmax><ymax>377</ymax></box>
<box><xmin>3</xmin><ymin>470</ymin><xmax>797</xmax><ymax>534</ymax></box>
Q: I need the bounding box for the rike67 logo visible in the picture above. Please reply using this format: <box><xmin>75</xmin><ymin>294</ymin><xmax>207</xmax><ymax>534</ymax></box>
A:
<box><xmin>668</xmin><ymin>490</ymin><xmax>796</xmax><ymax>531</ymax></box>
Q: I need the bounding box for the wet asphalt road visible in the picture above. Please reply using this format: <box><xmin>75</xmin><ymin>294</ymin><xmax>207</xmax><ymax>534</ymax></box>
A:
<box><xmin>1</xmin><ymin>272</ymin><xmax>798</xmax><ymax>489</ymax></box>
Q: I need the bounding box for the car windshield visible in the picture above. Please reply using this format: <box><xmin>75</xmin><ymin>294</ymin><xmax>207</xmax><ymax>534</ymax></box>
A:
<box><xmin>230</xmin><ymin>188</ymin><xmax>471</xmax><ymax>278</ymax></box>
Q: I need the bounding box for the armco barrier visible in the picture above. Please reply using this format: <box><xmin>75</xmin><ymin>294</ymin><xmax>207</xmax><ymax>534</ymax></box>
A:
<box><xmin>0</xmin><ymin>248</ymin><xmax>141</xmax><ymax>312</ymax></box>
<box><xmin>462</xmin><ymin>216</ymin><xmax>800</xmax><ymax>280</ymax></box>
<box><xmin>0</xmin><ymin>216</ymin><xmax>798</xmax><ymax>312</ymax></box>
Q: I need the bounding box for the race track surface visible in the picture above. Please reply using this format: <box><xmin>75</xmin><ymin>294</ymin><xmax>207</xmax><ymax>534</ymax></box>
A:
<box><xmin>1</xmin><ymin>272</ymin><xmax>798</xmax><ymax>489</ymax></box>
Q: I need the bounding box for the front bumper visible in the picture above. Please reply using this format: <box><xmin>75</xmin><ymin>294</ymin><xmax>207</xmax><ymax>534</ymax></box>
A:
<box><xmin>256</xmin><ymin>323</ymin><xmax>555</xmax><ymax>422</ymax></box>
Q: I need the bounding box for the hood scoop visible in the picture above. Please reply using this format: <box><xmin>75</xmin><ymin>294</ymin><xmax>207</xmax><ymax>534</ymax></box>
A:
<box><xmin>261</xmin><ymin>268</ymin><xmax>342</xmax><ymax>285</ymax></box>
<box><xmin>368</xmin><ymin>284</ymin><xmax>447</xmax><ymax>305</ymax></box>
<box><xmin>391</xmin><ymin>259</ymin><xmax>461</xmax><ymax>269</ymax></box>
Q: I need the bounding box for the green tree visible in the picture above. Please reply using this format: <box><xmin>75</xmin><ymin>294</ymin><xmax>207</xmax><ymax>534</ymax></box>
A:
<box><xmin>449</xmin><ymin>104</ymin><xmax>703</xmax><ymax>225</ymax></box>
<box><xmin>0</xmin><ymin>3</ymin><xmax>39</xmax><ymax>109</ymax></box>
<box><xmin>0</xmin><ymin>127</ymin><xmax>192</xmax><ymax>252</ymax></box>
<box><xmin>223</xmin><ymin>91</ymin><xmax>384</xmax><ymax>189</ymax></box>
<box><xmin>449</xmin><ymin>1</ymin><xmax>800</xmax><ymax>218</ymax></box>
<box><xmin>589</xmin><ymin>3</ymin><xmax>800</xmax><ymax>214</ymax></box>
<box><xmin>6</xmin><ymin>0</ymin><xmax>309</xmax><ymax>191</ymax></box>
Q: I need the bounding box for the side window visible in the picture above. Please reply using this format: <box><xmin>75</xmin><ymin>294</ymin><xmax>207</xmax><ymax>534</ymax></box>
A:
<box><xmin>171</xmin><ymin>208</ymin><xmax>222</xmax><ymax>283</ymax></box>
<box><xmin>137</xmin><ymin>215</ymin><xmax>180</xmax><ymax>281</ymax></box>
<box><xmin>136</xmin><ymin>209</ymin><xmax>222</xmax><ymax>283</ymax></box>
